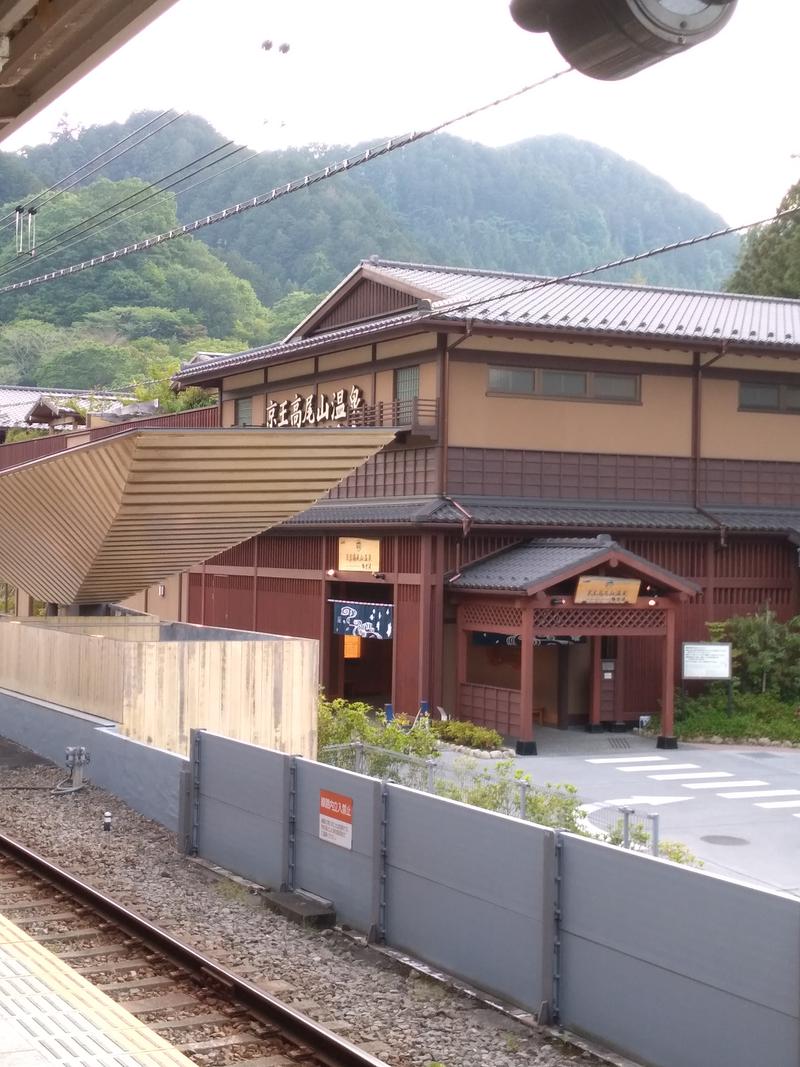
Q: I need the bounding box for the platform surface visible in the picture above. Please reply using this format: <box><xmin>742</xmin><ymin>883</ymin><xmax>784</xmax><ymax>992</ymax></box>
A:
<box><xmin>0</xmin><ymin>911</ymin><xmax>193</xmax><ymax>1066</ymax></box>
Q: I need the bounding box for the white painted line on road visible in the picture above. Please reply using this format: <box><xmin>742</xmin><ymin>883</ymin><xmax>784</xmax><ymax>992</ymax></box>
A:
<box><xmin>686</xmin><ymin>780</ymin><xmax>767</xmax><ymax>790</ymax></box>
<box><xmin>755</xmin><ymin>799</ymin><xmax>800</xmax><ymax>809</ymax></box>
<box><xmin>718</xmin><ymin>789</ymin><xmax>800</xmax><ymax>799</ymax></box>
<box><xmin>618</xmin><ymin>763</ymin><xmax>700</xmax><ymax>773</ymax></box>
<box><xmin>604</xmin><ymin>796</ymin><xmax>692</xmax><ymax>806</ymax></box>
<box><xmin>649</xmin><ymin>771</ymin><xmax>733</xmax><ymax>781</ymax></box>
<box><xmin>586</xmin><ymin>756</ymin><xmax>668</xmax><ymax>764</ymax></box>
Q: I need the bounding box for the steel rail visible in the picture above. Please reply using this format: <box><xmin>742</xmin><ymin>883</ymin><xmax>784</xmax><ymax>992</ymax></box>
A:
<box><xmin>0</xmin><ymin>831</ymin><xmax>389</xmax><ymax>1067</ymax></box>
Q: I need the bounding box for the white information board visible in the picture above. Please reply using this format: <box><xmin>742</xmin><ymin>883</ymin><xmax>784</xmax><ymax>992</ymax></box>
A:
<box><xmin>682</xmin><ymin>642</ymin><xmax>732</xmax><ymax>680</ymax></box>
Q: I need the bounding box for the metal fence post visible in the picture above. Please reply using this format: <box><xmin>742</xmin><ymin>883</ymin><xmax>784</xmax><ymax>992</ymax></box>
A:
<box><xmin>354</xmin><ymin>740</ymin><xmax>365</xmax><ymax>776</ymax></box>
<box><xmin>285</xmin><ymin>756</ymin><xmax>298</xmax><ymax>891</ymax></box>
<box><xmin>620</xmin><ymin>806</ymin><xmax>633</xmax><ymax>849</ymax></box>
<box><xmin>648</xmin><ymin>812</ymin><xmax>660</xmax><ymax>857</ymax></box>
<box><xmin>426</xmin><ymin>757</ymin><xmax>436</xmax><ymax>794</ymax></box>
<box><xmin>189</xmin><ymin>728</ymin><xmax>203</xmax><ymax>857</ymax></box>
<box><xmin>518</xmin><ymin>779</ymin><xmax>530</xmax><ymax>819</ymax></box>
<box><xmin>378</xmin><ymin>782</ymin><xmax>389</xmax><ymax>943</ymax></box>
<box><xmin>552</xmin><ymin>831</ymin><xmax>564</xmax><ymax>1026</ymax></box>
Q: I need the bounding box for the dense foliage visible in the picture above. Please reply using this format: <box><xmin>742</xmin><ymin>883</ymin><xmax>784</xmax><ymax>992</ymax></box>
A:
<box><xmin>670</xmin><ymin>690</ymin><xmax>800</xmax><ymax>744</ymax></box>
<box><xmin>727</xmin><ymin>180</ymin><xmax>800</xmax><ymax>298</ymax></box>
<box><xmin>707</xmin><ymin>609</ymin><xmax>800</xmax><ymax>699</ymax></box>
<box><xmin>430</xmin><ymin>719</ymin><xmax>504</xmax><ymax>751</ymax></box>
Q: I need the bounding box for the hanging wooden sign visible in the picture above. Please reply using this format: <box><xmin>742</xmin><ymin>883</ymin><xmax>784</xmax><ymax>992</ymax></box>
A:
<box><xmin>574</xmin><ymin>576</ymin><xmax>641</xmax><ymax>605</ymax></box>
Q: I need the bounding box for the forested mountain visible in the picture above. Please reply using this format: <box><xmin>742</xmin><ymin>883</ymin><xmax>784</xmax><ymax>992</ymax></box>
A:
<box><xmin>0</xmin><ymin>111</ymin><xmax>743</xmax><ymax>393</ymax></box>
<box><xmin>16</xmin><ymin>112</ymin><xmax>738</xmax><ymax>301</ymax></box>
<box><xmin>728</xmin><ymin>180</ymin><xmax>800</xmax><ymax>299</ymax></box>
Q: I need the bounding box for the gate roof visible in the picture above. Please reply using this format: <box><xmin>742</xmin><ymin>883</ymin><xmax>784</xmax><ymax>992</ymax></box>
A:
<box><xmin>449</xmin><ymin>535</ymin><xmax>699</xmax><ymax>597</ymax></box>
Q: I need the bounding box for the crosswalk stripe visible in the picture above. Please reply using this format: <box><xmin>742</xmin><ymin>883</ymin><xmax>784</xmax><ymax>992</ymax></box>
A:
<box><xmin>618</xmin><ymin>763</ymin><xmax>700</xmax><ymax>773</ymax></box>
<box><xmin>718</xmin><ymin>789</ymin><xmax>800</xmax><ymax>799</ymax></box>
<box><xmin>649</xmin><ymin>771</ymin><xmax>733</xmax><ymax>781</ymax></box>
<box><xmin>755</xmin><ymin>799</ymin><xmax>800</xmax><ymax>809</ymax></box>
<box><xmin>586</xmin><ymin>756</ymin><xmax>668</xmax><ymax>764</ymax></box>
<box><xmin>686</xmin><ymin>780</ymin><xmax>767</xmax><ymax>790</ymax></box>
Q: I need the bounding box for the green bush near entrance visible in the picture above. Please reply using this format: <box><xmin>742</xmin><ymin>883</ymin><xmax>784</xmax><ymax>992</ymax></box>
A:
<box><xmin>430</xmin><ymin>719</ymin><xmax>504</xmax><ymax>751</ymax></box>
<box><xmin>317</xmin><ymin>696</ymin><xmax>439</xmax><ymax>759</ymax></box>
<box><xmin>666</xmin><ymin>689</ymin><xmax>800</xmax><ymax>744</ymax></box>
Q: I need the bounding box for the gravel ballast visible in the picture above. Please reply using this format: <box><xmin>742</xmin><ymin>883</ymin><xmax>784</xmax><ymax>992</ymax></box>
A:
<box><xmin>0</xmin><ymin>753</ymin><xmax>619</xmax><ymax>1067</ymax></box>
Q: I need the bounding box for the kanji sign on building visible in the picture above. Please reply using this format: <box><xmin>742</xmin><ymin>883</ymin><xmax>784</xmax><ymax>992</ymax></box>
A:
<box><xmin>266</xmin><ymin>384</ymin><xmax>364</xmax><ymax>428</ymax></box>
<box><xmin>319</xmin><ymin>789</ymin><xmax>353</xmax><ymax>849</ymax></box>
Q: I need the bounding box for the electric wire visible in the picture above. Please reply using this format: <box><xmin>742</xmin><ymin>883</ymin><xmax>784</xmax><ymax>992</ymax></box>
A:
<box><xmin>0</xmin><ymin>67</ymin><xmax>574</xmax><ymax>296</ymax></box>
<box><xmin>0</xmin><ymin>146</ymin><xmax>261</xmax><ymax>290</ymax></box>
<box><xmin>0</xmin><ymin>140</ymin><xmax>247</xmax><ymax>279</ymax></box>
<box><xmin>0</xmin><ymin>110</ymin><xmax>178</xmax><ymax>230</ymax></box>
<box><xmin>434</xmin><ymin>206</ymin><xmax>800</xmax><ymax>318</ymax></box>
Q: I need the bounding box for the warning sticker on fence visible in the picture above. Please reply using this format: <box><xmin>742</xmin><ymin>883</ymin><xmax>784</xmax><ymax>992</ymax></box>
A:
<box><xmin>319</xmin><ymin>789</ymin><xmax>353</xmax><ymax>849</ymax></box>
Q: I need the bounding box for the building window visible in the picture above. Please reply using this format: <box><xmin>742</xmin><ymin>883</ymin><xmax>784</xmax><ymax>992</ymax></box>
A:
<box><xmin>234</xmin><ymin>397</ymin><xmax>253</xmax><ymax>426</ymax></box>
<box><xmin>394</xmin><ymin>365</ymin><xmax>420</xmax><ymax>423</ymax></box>
<box><xmin>739</xmin><ymin>381</ymin><xmax>800</xmax><ymax>413</ymax></box>
<box><xmin>487</xmin><ymin>366</ymin><xmax>639</xmax><ymax>403</ymax></box>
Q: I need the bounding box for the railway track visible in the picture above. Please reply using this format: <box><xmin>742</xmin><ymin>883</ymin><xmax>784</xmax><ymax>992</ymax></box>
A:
<box><xmin>0</xmin><ymin>830</ymin><xmax>390</xmax><ymax>1067</ymax></box>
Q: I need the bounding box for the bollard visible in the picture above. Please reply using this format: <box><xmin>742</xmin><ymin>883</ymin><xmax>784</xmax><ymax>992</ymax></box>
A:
<box><xmin>619</xmin><ymin>806</ymin><xmax>634</xmax><ymax>849</ymax></box>
<box><xmin>384</xmin><ymin>703</ymin><xmax>394</xmax><ymax>722</ymax></box>
<box><xmin>426</xmin><ymin>757</ymin><xmax>437</xmax><ymax>794</ymax></box>
<box><xmin>353</xmin><ymin>740</ymin><xmax>366</xmax><ymax>776</ymax></box>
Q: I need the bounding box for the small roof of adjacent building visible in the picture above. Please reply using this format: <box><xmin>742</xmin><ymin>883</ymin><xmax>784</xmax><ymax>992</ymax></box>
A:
<box><xmin>175</xmin><ymin>258</ymin><xmax>800</xmax><ymax>385</ymax></box>
<box><xmin>449</xmin><ymin>536</ymin><xmax>700</xmax><ymax>596</ymax></box>
<box><xmin>0</xmin><ymin>385</ymin><xmax>123</xmax><ymax>429</ymax></box>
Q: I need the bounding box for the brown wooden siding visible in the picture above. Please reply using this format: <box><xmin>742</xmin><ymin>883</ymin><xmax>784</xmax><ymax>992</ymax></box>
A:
<box><xmin>310</xmin><ymin>279</ymin><xmax>416</xmax><ymax>334</ymax></box>
<box><xmin>327</xmin><ymin>445</ymin><xmax>439</xmax><ymax>498</ymax></box>
<box><xmin>447</xmin><ymin>448</ymin><xmax>694</xmax><ymax>502</ymax></box>
<box><xmin>256</xmin><ymin>576</ymin><xmax>322</xmax><ymax>640</ymax></box>
<box><xmin>394</xmin><ymin>583</ymin><xmax>421</xmax><ymax>715</ymax></box>
<box><xmin>699</xmin><ymin>458</ymin><xmax>800</xmax><ymax>506</ymax></box>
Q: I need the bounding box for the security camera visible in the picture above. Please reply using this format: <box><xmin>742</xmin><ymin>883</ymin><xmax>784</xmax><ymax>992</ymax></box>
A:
<box><xmin>510</xmin><ymin>0</ymin><xmax>737</xmax><ymax>81</ymax></box>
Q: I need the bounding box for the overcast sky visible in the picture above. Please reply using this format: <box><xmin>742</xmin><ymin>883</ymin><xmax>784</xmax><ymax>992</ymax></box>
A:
<box><xmin>5</xmin><ymin>1</ymin><xmax>798</xmax><ymax>228</ymax></box>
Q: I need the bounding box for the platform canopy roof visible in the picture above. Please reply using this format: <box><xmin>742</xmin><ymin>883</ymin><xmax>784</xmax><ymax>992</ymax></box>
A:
<box><xmin>0</xmin><ymin>0</ymin><xmax>179</xmax><ymax>142</ymax></box>
<box><xmin>0</xmin><ymin>427</ymin><xmax>394</xmax><ymax>605</ymax></box>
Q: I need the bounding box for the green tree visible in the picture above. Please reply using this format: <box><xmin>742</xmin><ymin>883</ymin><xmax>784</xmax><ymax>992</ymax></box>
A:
<box><xmin>0</xmin><ymin>319</ymin><xmax>67</xmax><ymax>384</ymax></box>
<box><xmin>707</xmin><ymin>609</ymin><xmax>800</xmax><ymax>699</ymax></box>
<box><xmin>728</xmin><ymin>181</ymin><xmax>800</xmax><ymax>297</ymax></box>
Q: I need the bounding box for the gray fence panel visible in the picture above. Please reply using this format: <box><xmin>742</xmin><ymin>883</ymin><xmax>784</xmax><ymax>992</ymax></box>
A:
<box><xmin>0</xmin><ymin>689</ymin><xmax>114</xmax><ymax>764</ymax></box>
<box><xmin>293</xmin><ymin>760</ymin><xmax>380</xmax><ymax>932</ymax></box>
<box><xmin>195</xmin><ymin>732</ymin><xmax>288</xmax><ymax>889</ymax></box>
<box><xmin>89</xmin><ymin>729</ymin><xmax>187</xmax><ymax>831</ymax></box>
<box><xmin>559</xmin><ymin>834</ymin><xmax>800</xmax><ymax>1067</ymax></box>
<box><xmin>385</xmin><ymin>784</ymin><xmax>555</xmax><ymax>1012</ymax></box>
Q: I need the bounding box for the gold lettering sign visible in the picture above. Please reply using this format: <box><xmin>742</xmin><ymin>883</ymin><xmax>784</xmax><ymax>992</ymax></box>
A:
<box><xmin>574</xmin><ymin>576</ymin><xmax>641</xmax><ymax>605</ymax></box>
<box><xmin>338</xmin><ymin>537</ymin><xmax>381</xmax><ymax>573</ymax></box>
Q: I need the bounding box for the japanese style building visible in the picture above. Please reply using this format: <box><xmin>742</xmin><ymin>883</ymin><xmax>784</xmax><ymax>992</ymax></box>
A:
<box><xmin>5</xmin><ymin>258</ymin><xmax>800</xmax><ymax>752</ymax></box>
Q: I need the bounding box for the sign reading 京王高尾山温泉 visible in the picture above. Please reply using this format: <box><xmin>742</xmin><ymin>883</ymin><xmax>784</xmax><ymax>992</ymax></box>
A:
<box><xmin>338</xmin><ymin>537</ymin><xmax>380</xmax><ymax>572</ymax></box>
<box><xmin>319</xmin><ymin>789</ymin><xmax>353</xmax><ymax>849</ymax></box>
<box><xmin>332</xmin><ymin>600</ymin><xmax>393</xmax><ymax>639</ymax></box>
<box><xmin>574</xmin><ymin>576</ymin><xmax>641</xmax><ymax>605</ymax></box>
<box><xmin>682</xmin><ymin>642</ymin><xmax>732</xmax><ymax>681</ymax></box>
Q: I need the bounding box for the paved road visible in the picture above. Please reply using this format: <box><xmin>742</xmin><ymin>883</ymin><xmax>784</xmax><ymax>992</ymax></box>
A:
<box><xmin>511</xmin><ymin>733</ymin><xmax>800</xmax><ymax>896</ymax></box>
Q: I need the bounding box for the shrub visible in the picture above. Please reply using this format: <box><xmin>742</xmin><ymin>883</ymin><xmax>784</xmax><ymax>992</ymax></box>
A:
<box><xmin>668</xmin><ymin>689</ymin><xmax>800</xmax><ymax>742</ymax></box>
<box><xmin>707</xmin><ymin>609</ymin><xmax>800</xmax><ymax>699</ymax></box>
<box><xmin>317</xmin><ymin>695</ymin><xmax>439</xmax><ymax>759</ymax></box>
<box><xmin>430</xmin><ymin>720</ymin><xmax>504</xmax><ymax>751</ymax></box>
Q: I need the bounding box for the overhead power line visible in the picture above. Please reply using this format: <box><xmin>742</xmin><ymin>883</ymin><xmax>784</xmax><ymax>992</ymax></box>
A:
<box><xmin>0</xmin><ymin>67</ymin><xmax>573</xmax><ymax>296</ymax></box>
<box><xmin>0</xmin><ymin>110</ymin><xmax>178</xmax><ymax>230</ymax></box>
<box><xmin>0</xmin><ymin>140</ymin><xmax>248</xmax><ymax>280</ymax></box>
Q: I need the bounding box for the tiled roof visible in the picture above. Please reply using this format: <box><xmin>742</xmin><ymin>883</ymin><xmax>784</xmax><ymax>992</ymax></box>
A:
<box><xmin>367</xmin><ymin>261</ymin><xmax>800</xmax><ymax>353</ymax></box>
<box><xmin>0</xmin><ymin>386</ymin><xmax>121</xmax><ymax>429</ymax></box>
<box><xmin>449</xmin><ymin>535</ymin><xmax>699</xmax><ymax>594</ymax></box>
<box><xmin>284</xmin><ymin>497</ymin><xmax>718</xmax><ymax>530</ymax></box>
<box><xmin>175</xmin><ymin>258</ymin><xmax>800</xmax><ymax>384</ymax></box>
<box><xmin>710</xmin><ymin>508</ymin><xmax>800</xmax><ymax>532</ymax></box>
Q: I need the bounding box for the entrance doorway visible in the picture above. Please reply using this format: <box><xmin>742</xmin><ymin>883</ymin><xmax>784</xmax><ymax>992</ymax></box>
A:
<box><xmin>328</xmin><ymin>581</ymin><xmax>393</xmax><ymax>710</ymax></box>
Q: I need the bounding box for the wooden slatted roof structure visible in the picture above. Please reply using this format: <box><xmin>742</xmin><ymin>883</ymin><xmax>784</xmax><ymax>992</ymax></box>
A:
<box><xmin>0</xmin><ymin>427</ymin><xmax>395</xmax><ymax>605</ymax></box>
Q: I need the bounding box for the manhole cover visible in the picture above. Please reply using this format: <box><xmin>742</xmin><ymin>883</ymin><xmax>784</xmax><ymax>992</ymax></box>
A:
<box><xmin>701</xmin><ymin>835</ymin><xmax>749</xmax><ymax>846</ymax></box>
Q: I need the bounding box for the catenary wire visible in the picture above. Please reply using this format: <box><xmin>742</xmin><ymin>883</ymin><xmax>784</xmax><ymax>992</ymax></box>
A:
<box><xmin>0</xmin><ymin>141</ymin><xmax>246</xmax><ymax>278</ymax></box>
<box><xmin>0</xmin><ymin>147</ymin><xmax>262</xmax><ymax>291</ymax></box>
<box><xmin>0</xmin><ymin>67</ymin><xmax>574</xmax><ymax>296</ymax></box>
<box><xmin>0</xmin><ymin>110</ymin><xmax>180</xmax><ymax>231</ymax></box>
<box><xmin>434</xmin><ymin>207</ymin><xmax>800</xmax><ymax>317</ymax></box>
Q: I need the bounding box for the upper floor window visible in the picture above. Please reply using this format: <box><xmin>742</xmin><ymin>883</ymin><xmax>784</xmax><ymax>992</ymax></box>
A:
<box><xmin>234</xmin><ymin>397</ymin><xmax>253</xmax><ymax>426</ymax></box>
<box><xmin>739</xmin><ymin>381</ymin><xmax>800</xmax><ymax>413</ymax></box>
<box><xmin>395</xmin><ymin>365</ymin><xmax>420</xmax><ymax>422</ymax></box>
<box><xmin>488</xmin><ymin>365</ymin><xmax>639</xmax><ymax>403</ymax></box>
